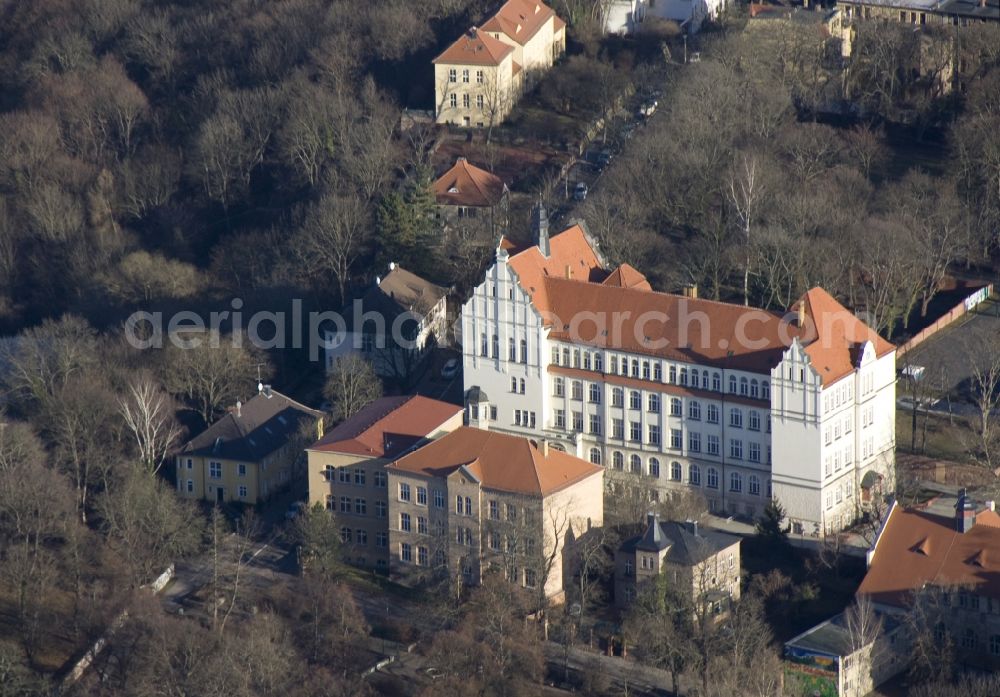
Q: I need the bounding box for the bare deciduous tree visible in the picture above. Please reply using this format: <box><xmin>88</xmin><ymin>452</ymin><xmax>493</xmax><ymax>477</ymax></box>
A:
<box><xmin>322</xmin><ymin>354</ymin><xmax>383</xmax><ymax>422</ymax></box>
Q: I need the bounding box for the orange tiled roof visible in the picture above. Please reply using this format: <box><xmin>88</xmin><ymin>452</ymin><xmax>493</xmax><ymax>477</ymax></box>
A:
<box><xmin>508</xmin><ymin>227</ymin><xmax>891</xmax><ymax>379</ymax></box>
<box><xmin>308</xmin><ymin>396</ymin><xmax>461</xmax><ymax>459</ymax></box>
<box><xmin>433</xmin><ymin>158</ymin><xmax>507</xmax><ymax>208</ymax></box>
<box><xmin>553</xmin><ymin>16</ymin><xmax>566</xmax><ymax>32</ymax></box>
<box><xmin>507</xmin><ymin>224</ymin><xmax>606</xmax><ymax>315</ymax></box>
<box><xmin>858</xmin><ymin>504</ymin><xmax>1000</xmax><ymax>607</ymax></box>
<box><xmin>602</xmin><ymin>263</ymin><xmax>652</xmax><ymax>291</ymax></box>
<box><xmin>481</xmin><ymin>0</ymin><xmax>556</xmax><ymax>45</ymax></box>
<box><xmin>434</xmin><ymin>28</ymin><xmax>515</xmax><ymax>66</ymax></box>
<box><xmin>798</xmin><ymin>288</ymin><xmax>895</xmax><ymax>386</ymax></box>
<box><xmin>388</xmin><ymin>426</ymin><xmax>601</xmax><ymax>496</ymax></box>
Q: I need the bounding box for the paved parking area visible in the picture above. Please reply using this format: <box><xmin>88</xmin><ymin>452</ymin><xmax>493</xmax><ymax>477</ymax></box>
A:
<box><xmin>902</xmin><ymin>298</ymin><xmax>1000</xmax><ymax>400</ymax></box>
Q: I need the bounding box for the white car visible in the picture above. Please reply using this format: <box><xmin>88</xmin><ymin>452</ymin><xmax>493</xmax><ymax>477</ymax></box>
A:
<box><xmin>574</xmin><ymin>182</ymin><xmax>588</xmax><ymax>201</ymax></box>
<box><xmin>440</xmin><ymin>358</ymin><xmax>459</xmax><ymax>379</ymax></box>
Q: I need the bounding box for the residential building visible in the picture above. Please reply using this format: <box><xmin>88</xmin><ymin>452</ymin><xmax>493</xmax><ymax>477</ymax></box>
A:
<box><xmin>386</xmin><ymin>426</ymin><xmax>603</xmax><ymax>602</ymax></box>
<box><xmin>646</xmin><ymin>0</ymin><xmax>732</xmax><ymax>32</ymax></box>
<box><xmin>433</xmin><ymin>157</ymin><xmax>510</xmax><ymax>241</ymax></box>
<box><xmin>176</xmin><ymin>385</ymin><xmax>323</xmax><ymax>504</ymax></box>
<box><xmin>783</xmin><ymin>610</ymin><xmax>910</xmax><ymax>697</ymax></box>
<box><xmin>614</xmin><ymin>513</ymin><xmax>741</xmax><ymax>609</ymax></box>
<box><xmin>460</xmin><ymin>204</ymin><xmax>896</xmax><ymax>535</ymax></box>
<box><xmin>305</xmin><ymin>395</ymin><xmax>463</xmax><ymax>571</ymax></box>
<box><xmin>837</xmin><ymin>0</ymin><xmax>998</xmax><ymax>26</ymax></box>
<box><xmin>433</xmin><ymin>0</ymin><xmax>566</xmax><ymax>127</ymax></box>
<box><xmin>857</xmin><ymin>490</ymin><xmax>1000</xmax><ymax>672</ymax></box>
<box><xmin>602</xmin><ymin>0</ymin><xmax>646</xmax><ymax>34</ymax></box>
<box><xmin>325</xmin><ymin>264</ymin><xmax>449</xmax><ymax>381</ymax></box>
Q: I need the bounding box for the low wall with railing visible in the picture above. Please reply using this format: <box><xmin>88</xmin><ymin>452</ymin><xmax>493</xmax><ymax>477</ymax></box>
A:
<box><xmin>898</xmin><ymin>283</ymin><xmax>994</xmax><ymax>355</ymax></box>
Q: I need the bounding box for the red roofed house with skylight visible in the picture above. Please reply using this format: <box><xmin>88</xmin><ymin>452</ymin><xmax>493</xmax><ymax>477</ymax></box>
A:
<box><xmin>433</xmin><ymin>157</ymin><xmax>509</xmax><ymax>239</ymax></box>
<box><xmin>460</xmin><ymin>202</ymin><xmax>897</xmax><ymax>535</ymax></box>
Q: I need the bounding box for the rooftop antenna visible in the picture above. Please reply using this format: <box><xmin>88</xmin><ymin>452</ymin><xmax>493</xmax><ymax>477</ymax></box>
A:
<box><xmin>255</xmin><ymin>363</ymin><xmax>266</xmax><ymax>394</ymax></box>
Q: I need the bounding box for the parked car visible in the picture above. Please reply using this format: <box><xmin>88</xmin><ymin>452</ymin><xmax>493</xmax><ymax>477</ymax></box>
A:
<box><xmin>638</xmin><ymin>99</ymin><xmax>657</xmax><ymax>118</ymax></box>
<box><xmin>440</xmin><ymin>358</ymin><xmax>460</xmax><ymax>379</ymax></box>
<box><xmin>285</xmin><ymin>501</ymin><xmax>307</xmax><ymax>520</ymax></box>
<box><xmin>573</xmin><ymin>182</ymin><xmax>588</xmax><ymax>201</ymax></box>
<box><xmin>596</xmin><ymin>150</ymin><xmax>613</xmax><ymax>169</ymax></box>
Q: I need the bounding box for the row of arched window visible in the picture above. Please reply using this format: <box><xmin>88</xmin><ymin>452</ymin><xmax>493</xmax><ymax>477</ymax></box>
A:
<box><xmin>590</xmin><ymin>448</ymin><xmax>770</xmax><ymax>495</ymax></box>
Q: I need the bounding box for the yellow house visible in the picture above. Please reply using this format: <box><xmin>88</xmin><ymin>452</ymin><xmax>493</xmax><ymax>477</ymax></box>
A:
<box><xmin>175</xmin><ymin>386</ymin><xmax>323</xmax><ymax>505</ymax></box>
<box><xmin>433</xmin><ymin>0</ymin><xmax>566</xmax><ymax>128</ymax></box>
<box><xmin>305</xmin><ymin>395</ymin><xmax>463</xmax><ymax>571</ymax></box>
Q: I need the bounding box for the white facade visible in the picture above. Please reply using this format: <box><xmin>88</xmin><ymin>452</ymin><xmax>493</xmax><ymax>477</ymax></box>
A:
<box><xmin>647</xmin><ymin>0</ymin><xmax>728</xmax><ymax>32</ymax></box>
<box><xmin>602</xmin><ymin>0</ymin><xmax>645</xmax><ymax>35</ymax></box>
<box><xmin>461</xmin><ymin>233</ymin><xmax>896</xmax><ymax>534</ymax></box>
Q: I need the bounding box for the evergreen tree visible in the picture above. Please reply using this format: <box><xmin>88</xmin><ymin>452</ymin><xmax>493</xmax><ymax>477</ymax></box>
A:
<box><xmin>755</xmin><ymin>498</ymin><xmax>790</xmax><ymax>545</ymax></box>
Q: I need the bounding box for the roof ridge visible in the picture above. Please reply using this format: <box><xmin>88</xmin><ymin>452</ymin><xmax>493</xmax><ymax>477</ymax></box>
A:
<box><xmin>459</xmin><ymin>158</ymin><xmax>491</xmax><ymax>203</ymax></box>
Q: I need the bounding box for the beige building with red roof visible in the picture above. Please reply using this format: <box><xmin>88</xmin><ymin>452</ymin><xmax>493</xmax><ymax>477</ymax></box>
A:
<box><xmin>386</xmin><ymin>426</ymin><xmax>603</xmax><ymax>601</ymax></box>
<box><xmin>306</xmin><ymin>395</ymin><xmax>462</xmax><ymax>571</ymax></box>
<box><xmin>460</xmin><ymin>203</ymin><xmax>897</xmax><ymax>535</ymax></box>
<box><xmin>433</xmin><ymin>1</ymin><xmax>565</xmax><ymax>127</ymax></box>
<box><xmin>857</xmin><ymin>491</ymin><xmax>1000</xmax><ymax>671</ymax></box>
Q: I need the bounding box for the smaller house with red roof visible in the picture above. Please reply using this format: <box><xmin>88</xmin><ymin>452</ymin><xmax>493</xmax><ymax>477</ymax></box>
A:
<box><xmin>433</xmin><ymin>157</ymin><xmax>509</xmax><ymax>239</ymax></box>
<box><xmin>433</xmin><ymin>1</ymin><xmax>565</xmax><ymax>127</ymax></box>
<box><xmin>306</xmin><ymin>395</ymin><xmax>463</xmax><ymax>571</ymax></box>
<box><xmin>386</xmin><ymin>426</ymin><xmax>603</xmax><ymax>601</ymax></box>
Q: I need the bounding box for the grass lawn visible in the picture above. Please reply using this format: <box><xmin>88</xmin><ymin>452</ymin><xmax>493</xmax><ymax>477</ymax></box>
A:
<box><xmin>895</xmin><ymin>406</ymin><xmax>976</xmax><ymax>464</ymax></box>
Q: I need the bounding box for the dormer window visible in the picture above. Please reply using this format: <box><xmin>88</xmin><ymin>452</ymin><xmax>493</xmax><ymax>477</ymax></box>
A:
<box><xmin>448</xmin><ymin>186</ymin><xmax>459</xmax><ymax>194</ymax></box>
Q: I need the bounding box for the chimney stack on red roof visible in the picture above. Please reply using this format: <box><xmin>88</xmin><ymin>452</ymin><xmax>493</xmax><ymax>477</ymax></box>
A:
<box><xmin>956</xmin><ymin>488</ymin><xmax>976</xmax><ymax>533</ymax></box>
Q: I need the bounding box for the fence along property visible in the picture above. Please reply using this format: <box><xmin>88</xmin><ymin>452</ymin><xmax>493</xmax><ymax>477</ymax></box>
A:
<box><xmin>898</xmin><ymin>282</ymin><xmax>996</xmax><ymax>356</ymax></box>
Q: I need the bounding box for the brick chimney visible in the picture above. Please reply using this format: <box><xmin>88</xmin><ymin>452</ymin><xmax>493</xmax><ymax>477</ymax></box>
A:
<box><xmin>956</xmin><ymin>488</ymin><xmax>976</xmax><ymax>533</ymax></box>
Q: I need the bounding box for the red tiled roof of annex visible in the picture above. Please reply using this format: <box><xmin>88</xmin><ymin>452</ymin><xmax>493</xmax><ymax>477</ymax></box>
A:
<box><xmin>858</xmin><ymin>502</ymin><xmax>1000</xmax><ymax>607</ymax></box>
<box><xmin>434</xmin><ymin>27</ymin><xmax>514</xmax><ymax>66</ymax></box>
<box><xmin>388</xmin><ymin>426</ymin><xmax>601</xmax><ymax>496</ymax></box>
<box><xmin>433</xmin><ymin>158</ymin><xmax>507</xmax><ymax>208</ymax></box>
<box><xmin>481</xmin><ymin>0</ymin><xmax>556</xmax><ymax>45</ymax></box>
<box><xmin>507</xmin><ymin>224</ymin><xmax>894</xmax><ymax>382</ymax></box>
<box><xmin>309</xmin><ymin>396</ymin><xmax>461</xmax><ymax>459</ymax></box>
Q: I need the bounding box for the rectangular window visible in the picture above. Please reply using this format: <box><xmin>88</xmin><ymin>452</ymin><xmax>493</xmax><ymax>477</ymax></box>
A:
<box><xmin>730</xmin><ymin>409</ymin><xmax>743</xmax><ymax>428</ymax></box>
<box><xmin>238</xmin><ymin>485</ymin><xmax>248</xmax><ymax>498</ymax></box>
<box><xmin>449</xmin><ymin>94</ymin><xmax>457</xmax><ymax>108</ymax></box>
<box><xmin>629</xmin><ymin>421</ymin><xmax>641</xmax><ymax>442</ymax></box>
<box><xmin>612</xmin><ymin>388</ymin><xmax>623</xmax><ymax>407</ymax></box>
<box><xmin>629</xmin><ymin>391</ymin><xmax>641</xmax><ymax>410</ymax></box>
<box><xmin>649</xmin><ymin>425</ymin><xmax>661</xmax><ymax>446</ymax></box>
<box><xmin>707</xmin><ymin>435</ymin><xmax>720</xmax><ymax>456</ymax></box>
<box><xmin>506</xmin><ymin>503</ymin><xmax>517</xmax><ymax>522</ymax></box>
<box><xmin>417</xmin><ymin>486</ymin><xmax>427</xmax><ymax>505</ymax></box>
<box><xmin>589</xmin><ymin>414</ymin><xmax>602</xmax><ymax>435</ymax></box>
<box><xmin>554</xmin><ymin>409</ymin><xmax>565</xmax><ymax>429</ymax></box>
<box><xmin>209</xmin><ymin>462</ymin><xmax>222</xmax><ymax>479</ymax></box>
<box><xmin>376</xmin><ymin>532</ymin><xmax>387</xmax><ymax>548</ymax></box>
<box><xmin>649</xmin><ymin>394</ymin><xmax>661</xmax><ymax>413</ymax></box>
<box><xmin>748</xmin><ymin>411</ymin><xmax>760</xmax><ymax>432</ymax></box>
<box><xmin>237</xmin><ymin>464</ymin><xmax>247</xmax><ymax>477</ymax></box>
<box><xmin>399</xmin><ymin>483</ymin><xmax>411</xmax><ymax>502</ymax></box>
<box><xmin>465</xmin><ymin>496</ymin><xmax>472</xmax><ymax>516</ymax></box>
<box><xmin>400</xmin><ymin>513</ymin><xmax>411</xmax><ymax>532</ymax></box>
<box><xmin>355</xmin><ymin>498</ymin><xmax>367</xmax><ymax>515</ymax></box>
<box><xmin>401</xmin><ymin>543</ymin><xmax>412</xmax><ymax>562</ymax></box>
<box><xmin>376</xmin><ymin>501</ymin><xmax>387</xmax><ymax>518</ymax></box>
<box><xmin>489</xmin><ymin>500</ymin><xmax>499</xmax><ymax>520</ymax></box>
<box><xmin>186</xmin><ymin>479</ymin><xmax>194</xmax><ymax>493</ymax></box>
<box><xmin>613</xmin><ymin>418</ymin><xmax>624</xmax><ymax>440</ymax></box>
<box><xmin>462</xmin><ymin>69</ymin><xmax>469</xmax><ymax>83</ymax></box>
<box><xmin>589</xmin><ymin>384</ymin><xmax>601</xmax><ymax>403</ymax></box>
<box><xmin>749</xmin><ymin>442</ymin><xmax>761</xmax><ymax>463</ymax></box>
<box><xmin>554</xmin><ymin>377</ymin><xmax>564</xmax><ymax>397</ymax></box>
<box><xmin>572</xmin><ymin>381</ymin><xmax>583</xmax><ymax>400</ymax></box>
<box><xmin>340</xmin><ymin>496</ymin><xmax>352</xmax><ymax>513</ymax></box>
<box><xmin>572</xmin><ymin>411</ymin><xmax>583</xmax><ymax>432</ymax></box>
<box><xmin>688</xmin><ymin>432</ymin><xmax>701</xmax><ymax>453</ymax></box>
<box><xmin>462</xmin><ymin>94</ymin><xmax>470</xmax><ymax>108</ymax></box>
<box><xmin>418</xmin><ymin>546</ymin><xmax>428</xmax><ymax>566</ymax></box>
<box><xmin>707</xmin><ymin>404</ymin><xmax>719</xmax><ymax>424</ymax></box>
<box><xmin>418</xmin><ymin>516</ymin><xmax>427</xmax><ymax>534</ymax></box>
<box><xmin>730</xmin><ymin>439</ymin><xmax>743</xmax><ymax>460</ymax></box>
<box><xmin>654</xmin><ymin>363</ymin><xmax>662</xmax><ymax>381</ymax></box>
<box><xmin>339</xmin><ymin>467</ymin><xmax>351</xmax><ymax>483</ymax></box>
<box><xmin>642</xmin><ymin>361</ymin><xmax>651</xmax><ymax>380</ymax></box>
<box><xmin>434</xmin><ymin>489</ymin><xmax>445</xmax><ymax>509</ymax></box>
<box><xmin>448</xmin><ymin>68</ymin><xmax>456</xmax><ymax>82</ymax></box>
<box><xmin>374</xmin><ymin>471</ymin><xmax>387</xmax><ymax>488</ymax></box>
<box><xmin>476</xmin><ymin>70</ymin><xmax>484</xmax><ymax>84</ymax></box>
